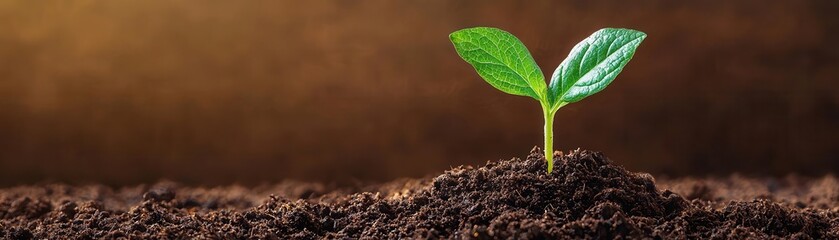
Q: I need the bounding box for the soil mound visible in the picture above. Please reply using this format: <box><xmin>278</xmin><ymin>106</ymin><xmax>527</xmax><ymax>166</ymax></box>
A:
<box><xmin>1</xmin><ymin>149</ymin><xmax>837</xmax><ymax>239</ymax></box>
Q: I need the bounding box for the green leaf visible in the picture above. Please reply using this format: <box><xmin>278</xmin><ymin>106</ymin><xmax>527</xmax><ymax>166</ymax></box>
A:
<box><xmin>548</xmin><ymin>28</ymin><xmax>646</xmax><ymax>105</ymax></box>
<box><xmin>450</xmin><ymin>27</ymin><xmax>547</xmax><ymax>101</ymax></box>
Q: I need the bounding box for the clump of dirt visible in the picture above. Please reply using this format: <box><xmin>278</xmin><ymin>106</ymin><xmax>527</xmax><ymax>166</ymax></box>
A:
<box><xmin>658</xmin><ymin>175</ymin><xmax>839</xmax><ymax>209</ymax></box>
<box><xmin>1</xmin><ymin>149</ymin><xmax>838</xmax><ymax>239</ymax></box>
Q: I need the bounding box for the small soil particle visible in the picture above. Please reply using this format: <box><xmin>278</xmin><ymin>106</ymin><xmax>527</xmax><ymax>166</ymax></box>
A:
<box><xmin>143</xmin><ymin>188</ymin><xmax>176</xmax><ymax>202</ymax></box>
<box><xmin>1</xmin><ymin>149</ymin><xmax>838</xmax><ymax>239</ymax></box>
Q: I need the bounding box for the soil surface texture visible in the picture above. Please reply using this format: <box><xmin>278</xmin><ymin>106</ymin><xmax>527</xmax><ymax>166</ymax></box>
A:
<box><xmin>2</xmin><ymin>149</ymin><xmax>839</xmax><ymax>239</ymax></box>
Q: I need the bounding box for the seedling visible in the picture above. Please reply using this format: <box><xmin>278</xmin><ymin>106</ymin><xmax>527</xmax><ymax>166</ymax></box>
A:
<box><xmin>450</xmin><ymin>27</ymin><xmax>646</xmax><ymax>174</ymax></box>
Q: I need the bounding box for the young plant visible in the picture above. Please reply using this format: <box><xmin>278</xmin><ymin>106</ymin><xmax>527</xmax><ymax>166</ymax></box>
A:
<box><xmin>449</xmin><ymin>27</ymin><xmax>646</xmax><ymax>174</ymax></box>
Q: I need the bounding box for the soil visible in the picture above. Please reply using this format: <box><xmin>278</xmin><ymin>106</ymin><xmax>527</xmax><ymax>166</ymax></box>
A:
<box><xmin>2</xmin><ymin>148</ymin><xmax>838</xmax><ymax>239</ymax></box>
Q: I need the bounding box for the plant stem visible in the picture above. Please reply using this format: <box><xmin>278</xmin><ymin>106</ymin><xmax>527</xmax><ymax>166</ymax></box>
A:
<box><xmin>543</xmin><ymin>106</ymin><xmax>556</xmax><ymax>174</ymax></box>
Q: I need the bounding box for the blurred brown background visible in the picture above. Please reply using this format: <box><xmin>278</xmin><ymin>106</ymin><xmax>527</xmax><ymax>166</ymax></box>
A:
<box><xmin>0</xmin><ymin>1</ymin><xmax>837</xmax><ymax>186</ymax></box>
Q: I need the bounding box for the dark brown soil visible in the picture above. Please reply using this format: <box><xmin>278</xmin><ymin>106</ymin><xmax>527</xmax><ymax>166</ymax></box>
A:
<box><xmin>2</xmin><ymin>149</ymin><xmax>838</xmax><ymax>239</ymax></box>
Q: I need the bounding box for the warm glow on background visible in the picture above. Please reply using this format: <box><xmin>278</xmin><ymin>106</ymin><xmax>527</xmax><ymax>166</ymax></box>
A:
<box><xmin>0</xmin><ymin>1</ymin><xmax>837</xmax><ymax>186</ymax></box>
